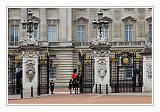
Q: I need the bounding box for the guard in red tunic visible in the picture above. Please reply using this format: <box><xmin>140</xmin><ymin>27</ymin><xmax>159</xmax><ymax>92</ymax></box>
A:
<box><xmin>72</xmin><ymin>69</ymin><xmax>77</xmax><ymax>93</ymax></box>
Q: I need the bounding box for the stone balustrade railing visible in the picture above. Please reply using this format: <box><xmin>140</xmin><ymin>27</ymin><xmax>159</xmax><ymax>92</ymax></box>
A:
<box><xmin>8</xmin><ymin>41</ymin><xmax>145</xmax><ymax>48</ymax></box>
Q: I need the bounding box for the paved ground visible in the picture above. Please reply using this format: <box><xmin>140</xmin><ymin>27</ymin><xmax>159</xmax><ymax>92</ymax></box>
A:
<box><xmin>8</xmin><ymin>88</ymin><xmax>152</xmax><ymax>104</ymax></box>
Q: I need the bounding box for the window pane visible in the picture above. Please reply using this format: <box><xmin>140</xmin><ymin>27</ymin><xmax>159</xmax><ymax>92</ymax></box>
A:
<box><xmin>129</xmin><ymin>31</ymin><xmax>132</xmax><ymax>41</ymax></box>
<box><xmin>129</xmin><ymin>25</ymin><xmax>132</xmax><ymax>30</ymax></box>
<box><xmin>10</xmin><ymin>25</ymin><xmax>19</xmax><ymax>42</ymax></box>
<box><xmin>76</xmin><ymin>25</ymin><xmax>86</xmax><ymax>42</ymax></box>
<box><xmin>49</xmin><ymin>66</ymin><xmax>56</xmax><ymax>79</ymax></box>
<box><xmin>126</xmin><ymin>67</ymin><xmax>133</xmax><ymax>78</ymax></box>
<box><xmin>125</xmin><ymin>25</ymin><xmax>133</xmax><ymax>41</ymax></box>
<box><xmin>48</xmin><ymin>25</ymin><xmax>57</xmax><ymax>42</ymax></box>
<box><xmin>10</xmin><ymin>26</ymin><xmax>14</xmax><ymax>41</ymax></box>
<box><xmin>125</xmin><ymin>31</ymin><xmax>128</xmax><ymax>41</ymax></box>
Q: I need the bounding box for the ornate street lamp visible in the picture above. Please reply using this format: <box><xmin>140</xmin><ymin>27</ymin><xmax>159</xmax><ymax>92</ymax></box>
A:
<box><xmin>92</xmin><ymin>10</ymin><xmax>109</xmax><ymax>40</ymax></box>
<box><xmin>22</xmin><ymin>10</ymin><xmax>39</xmax><ymax>38</ymax></box>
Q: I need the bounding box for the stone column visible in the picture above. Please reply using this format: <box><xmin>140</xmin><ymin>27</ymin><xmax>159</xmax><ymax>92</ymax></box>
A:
<box><xmin>142</xmin><ymin>55</ymin><xmax>152</xmax><ymax>92</ymax></box>
<box><xmin>67</xmin><ymin>8</ymin><xmax>72</xmax><ymax>41</ymax></box>
<box><xmin>59</xmin><ymin>8</ymin><xmax>71</xmax><ymax>41</ymax></box>
<box><xmin>21</xmin><ymin>44</ymin><xmax>39</xmax><ymax>98</ymax></box>
<box><xmin>21</xmin><ymin>8</ymin><xmax>27</xmax><ymax>41</ymax></box>
<box><xmin>39</xmin><ymin>8</ymin><xmax>47</xmax><ymax>41</ymax></box>
<box><xmin>90</xmin><ymin>43</ymin><xmax>112</xmax><ymax>93</ymax></box>
<box><xmin>140</xmin><ymin>35</ymin><xmax>152</xmax><ymax>92</ymax></box>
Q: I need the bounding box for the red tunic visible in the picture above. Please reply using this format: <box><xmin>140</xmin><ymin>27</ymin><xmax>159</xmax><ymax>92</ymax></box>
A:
<box><xmin>72</xmin><ymin>73</ymin><xmax>77</xmax><ymax>79</ymax></box>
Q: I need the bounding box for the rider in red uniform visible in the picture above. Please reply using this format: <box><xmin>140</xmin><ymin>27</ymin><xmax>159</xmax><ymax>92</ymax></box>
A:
<box><xmin>72</xmin><ymin>69</ymin><xmax>77</xmax><ymax>80</ymax></box>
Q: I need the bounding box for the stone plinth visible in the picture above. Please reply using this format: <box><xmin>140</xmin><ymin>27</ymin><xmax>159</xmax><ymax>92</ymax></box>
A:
<box><xmin>20</xmin><ymin>43</ymin><xmax>39</xmax><ymax>98</ymax></box>
<box><xmin>140</xmin><ymin>36</ymin><xmax>152</xmax><ymax>92</ymax></box>
<box><xmin>90</xmin><ymin>43</ymin><xmax>112</xmax><ymax>93</ymax></box>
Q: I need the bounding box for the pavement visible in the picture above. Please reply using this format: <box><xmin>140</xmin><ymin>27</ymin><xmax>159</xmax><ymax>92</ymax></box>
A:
<box><xmin>8</xmin><ymin>88</ymin><xmax>152</xmax><ymax>104</ymax></box>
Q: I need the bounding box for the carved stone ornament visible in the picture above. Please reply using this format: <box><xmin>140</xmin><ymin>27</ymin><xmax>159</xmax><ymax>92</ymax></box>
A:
<box><xmin>22</xmin><ymin>51</ymin><xmax>39</xmax><ymax>58</ymax></box>
<box><xmin>25</xmin><ymin>60</ymin><xmax>35</xmax><ymax>82</ymax></box>
<box><xmin>146</xmin><ymin>63</ymin><xmax>152</xmax><ymax>79</ymax></box>
<box><xmin>97</xmin><ymin>59</ymin><xmax>107</xmax><ymax>79</ymax></box>
<box><xmin>144</xmin><ymin>35</ymin><xmax>152</xmax><ymax>49</ymax></box>
<box><xmin>94</xmin><ymin>49</ymin><xmax>109</xmax><ymax>57</ymax></box>
<box><xmin>22</xmin><ymin>37</ymin><xmax>38</xmax><ymax>46</ymax></box>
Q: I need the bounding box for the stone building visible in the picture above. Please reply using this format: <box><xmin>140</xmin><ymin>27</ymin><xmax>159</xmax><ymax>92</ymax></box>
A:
<box><xmin>8</xmin><ymin>8</ymin><xmax>152</xmax><ymax>88</ymax></box>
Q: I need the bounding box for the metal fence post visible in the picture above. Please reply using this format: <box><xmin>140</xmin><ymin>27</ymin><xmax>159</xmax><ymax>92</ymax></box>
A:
<box><xmin>31</xmin><ymin>86</ymin><xmax>33</xmax><ymax>97</ymax></box>
<box><xmin>38</xmin><ymin>85</ymin><xmax>40</xmax><ymax>96</ymax></box>
<box><xmin>99</xmin><ymin>84</ymin><xmax>101</xmax><ymax>94</ymax></box>
<box><xmin>95</xmin><ymin>84</ymin><xmax>97</xmax><ymax>93</ymax></box>
<box><xmin>21</xmin><ymin>85</ymin><xmax>23</xmax><ymax>98</ymax></box>
<box><xmin>106</xmin><ymin>84</ymin><xmax>108</xmax><ymax>94</ymax></box>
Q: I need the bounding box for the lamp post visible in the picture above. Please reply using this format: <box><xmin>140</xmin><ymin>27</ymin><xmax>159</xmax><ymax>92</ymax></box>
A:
<box><xmin>92</xmin><ymin>10</ymin><xmax>109</xmax><ymax>40</ymax></box>
<box><xmin>22</xmin><ymin>10</ymin><xmax>39</xmax><ymax>39</ymax></box>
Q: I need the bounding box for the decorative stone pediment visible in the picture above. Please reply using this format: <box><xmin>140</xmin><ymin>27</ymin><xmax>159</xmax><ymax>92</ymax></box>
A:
<box><xmin>9</xmin><ymin>19</ymin><xmax>21</xmax><ymax>25</ymax></box>
<box><xmin>103</xmin><ymin>16</ymin><xmax>113</xmax><ymax>23</ymax></box>
<box><xmin>74</xmin><ymin>16</ymin><xmax>89</xmax><ymax>24</ymax></box>
<box><xmin>146</xmin><ymin>16</ymin><xmax>152</xmax><ymax>22</ymax></box>
<box><xmin>122</xmin><ymin>16</ymin><xmax>137</xmax><ymax>23</ymax></box>
<box><xmin>47</xmin><ymin>19</ymin><xmax>60</xmax><ymax>25</ymax></box>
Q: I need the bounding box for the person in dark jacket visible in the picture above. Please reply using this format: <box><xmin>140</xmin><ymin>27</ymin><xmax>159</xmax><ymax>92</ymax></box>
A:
<box><xmin>68</xmin><ymin>79</ymin><xmax>72</xmax><ymax>94</ymax></box>
<box><xmin>50</xmin><ymin>80</ymin><xmax>55</xmax><ymax>94</ymax></box>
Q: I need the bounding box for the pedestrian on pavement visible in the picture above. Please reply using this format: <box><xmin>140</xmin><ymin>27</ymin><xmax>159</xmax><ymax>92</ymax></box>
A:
<box><xmin>68</xmin><ymin>79</ymin><xmax>72</xmax><ymax>94</ymax></box>
<box><xmin>50</xmin><ymin>80</ymin><xmax>55</xmax><ymax>94</ymax></box>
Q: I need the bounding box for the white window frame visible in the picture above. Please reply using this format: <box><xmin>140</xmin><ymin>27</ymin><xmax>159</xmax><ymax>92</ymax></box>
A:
<box><xmin>48</xmin><ymin>25</ymin><xmax>57</xmax><ymax>42</ymax></box>
<box><xmin>76</xmin><ymin>25</ymin><xmax>86</xmax><ymax>42</ymax></box>
<box><xmin>102</xmin><ymin>27</ymin><xmax>109</xmax><ymax>40</ymax></box>
<box><xmin>10</xmin><ymin>25</ymin><xmax>19</xmax><ymax>42</ymax></box>
<box><xmin>125</xmin><ymin>24</ymin><xmax>133</xmax><ymax>42</ymax></box>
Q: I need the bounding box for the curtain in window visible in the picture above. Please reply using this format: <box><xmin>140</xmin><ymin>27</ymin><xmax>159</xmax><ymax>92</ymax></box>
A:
<box><xmin>10</xmin><ymin>25</ymin><xmax>19</xmax><ymax>42</ymax></box>
<box><xmin>48</xmin><ymin>25</ymin><xmax>57</xmax><ymax>42</ymax></box>
<box><xmin>125</xmin><ymin>25</ymin><xmax>133</xmax><ymax>41</ymax></box>
<box><xmin>102</xmin><ymin>27</ymin><xmax>109</xmax><ymax>40</ymax></box>
<box><xmin>76</xmin><ymin>25</ymin><xmax>85</xmax><ymax>42</ymax></box>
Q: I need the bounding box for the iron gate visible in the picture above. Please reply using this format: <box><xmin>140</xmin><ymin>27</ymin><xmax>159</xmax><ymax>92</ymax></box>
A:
<box><xmin>8</xmin><ymin>55</ymin><xmax>22</xmax><ymax>95</ymax></box>
<box><xmin>79</xmin><ymin>53</ymin><xmax>94</xmax><ymax>93</ymax></box>
<box><xmin>110</xmin><ymin>52</ymin><xmax>143</xmax><ymax>93</ymax></box>
<box><xmin>38</xmin><ymin>54</ymin><xmax>50</xmax><ymax>95</ymax></box>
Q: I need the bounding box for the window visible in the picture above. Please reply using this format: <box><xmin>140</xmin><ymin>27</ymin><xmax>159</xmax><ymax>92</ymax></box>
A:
<box><xmin>48</xmin><ymin>25</ymin><xmax>57</xmax><ymax>42</ymax></box>
<box><xmin>149</xmin><ymin>23</ymin><xmax>152</xmax><ymax>38</ymax></box>
<box><xmin>49</xmin><ymin>66</ymin><xmax>56</xmax><ymax>79</ymax></box>
<box><xmin>125</xmin><ymin>25</ymin><xmax>133</xmax><ymax>41</ymax></box>
<box><xmin>102</xmin><ymin>27</ymin><xmax>109</xmax><ymax>40</ymax></box>
<box><xmin>125</xmin><ymin>67</ymin><xmax>133</xmax><ymax>79</ymax></box>
<box><xmin>76</xmin><ymin>25</ymin><xmax>86</xmax><ymax>42</ymax></box>
<box><xmin>10</xmin><ymin>25</ymin><xmax>19</xmax><ymax>45</ymax></box>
